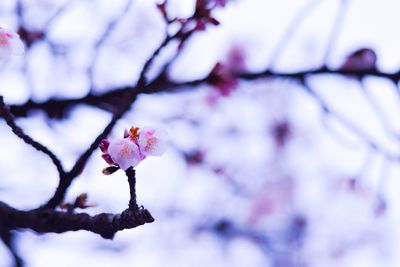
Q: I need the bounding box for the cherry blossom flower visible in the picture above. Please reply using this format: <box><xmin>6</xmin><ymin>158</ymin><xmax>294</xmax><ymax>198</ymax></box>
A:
<box><xmin>225</xmin><ymin>45</ymin><xmax>247</xmax><ymax>74</ymax></box>
<box><xmin>0</xmin><ymin>27</ymin><xmax>24</xmax><ymax>60</ymax></box>
<box><xmin>100</xmin><ymin>126</ymin><xmax>168</xmax><ymax>173</ymax></box>
<box><xmin>107</xmin><ymin>138</ymin><xmax>142</xmax><ymax>171</ymax></box>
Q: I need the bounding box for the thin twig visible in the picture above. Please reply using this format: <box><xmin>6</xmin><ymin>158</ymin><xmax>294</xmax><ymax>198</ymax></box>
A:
<box><xmin>0</xmin><ymin>96</ymin><xmax>65</xmax><ymax>175</ymax></box>
<box><xmin>88</xmin><ymin>0</ymin><xmax>133</xmax><ymax>86</ymax></box>
<box><xmin>359</xmin><ymin>80</ymin><xmax>400</xmax><ymax>141</ymax></box>
<box><xmin>268</xmin><ymin>0</ymin><xmax>323</xmax><ymax>68</ymax></box>
<box><xmin>44</xmin><ymin>90</ymin><xmax>138</xmax><ymax>209</ymax></box>
<box><xmin>0</xmin><ymin>229</ymin><xmax>23</xmax><ymax>267</ymax></box>
<box><xmin>137</xmin><ymin>33</ymin><xmax>176</xmax><ymax>87</ymax></box>
<box><xmin>301</xmin><ymin>80</ymin><xmax>399</xmax><ymax>162</ymax></box>
<box><xmin>322</xmin><ymin>0</ymin><xmax>349</xmax><ymax>64</ymax></box>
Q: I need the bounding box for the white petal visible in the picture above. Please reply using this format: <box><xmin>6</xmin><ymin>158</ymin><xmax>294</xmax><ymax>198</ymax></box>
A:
<box><xmin>143</xmin><ymin>126</ymin><xmax>168</xmax><ymax>139</ymax></box>
<box><xmin>0</xmin><ymin>45</ymin><xmax>11</xmax><ymax>60</ymax></box>
<box><xmin>138</xmin><ymin>127</ymin><xmax>168</xmax><ymax>157</ymax></box>
<box><xmin>0</xmin><ymin>28</ymin><xmax>24</xmax><ymax>58</ymax></box>
<box><xmin>148</xmin><ymin>139</ymin><xmax>167</xmax><ymax>156</ymax></box>
<box><xmin>9</xmin><ymin>36</ymin><xmax>25</xmax><ymax>55</ymax></box>
<box><xmin>108</xmin><ymin>138</ymin><xmax>141</xmax><ymax>170</ymax></box>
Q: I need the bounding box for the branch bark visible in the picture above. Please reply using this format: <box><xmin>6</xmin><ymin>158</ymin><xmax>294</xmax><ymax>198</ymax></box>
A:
<box><xmin>0</xmin><ymin>169</ymin><xmax>153</xmax><ymax>240</ymax></box>
<box><xmin>0</xmin><ymin>201</ymin><xmax>154</xmax><ymax>240</ymax></box>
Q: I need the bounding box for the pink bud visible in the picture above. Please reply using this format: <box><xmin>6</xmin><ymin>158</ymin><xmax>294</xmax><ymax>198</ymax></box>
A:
<box><xmin>207</xmin><ymin>17</ymin><xmax>220</xmax><ymax>26</ymax></box>
<box><xmin>99</xmin><ymin>139</ymin><xmax>110</xmax><ymax>153</ymax></box>
<box><xmin>225</xmin><ymin>45</ymin><xmax>246</xmax><ymax>73</ymax></box>
<box><xmin>339</xmin><ymin>48</ymin><xmax>377</xmax><ymax>71</ymax></box>
<box><xmin>102</xmin><ymin>165</ymin><xmax>120</xmax><ymax>175</ymax></box>
<box><xmin>101</xmin><ymin>153</ymin><xmax>115</xmax><ymax>165</ymax></box>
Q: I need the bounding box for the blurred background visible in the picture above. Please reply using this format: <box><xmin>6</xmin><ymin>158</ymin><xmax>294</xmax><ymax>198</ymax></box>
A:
<box><xmin>0</xmin><ymin>0</ymin><xmax>400</xmax><ymax>266</ymax></box>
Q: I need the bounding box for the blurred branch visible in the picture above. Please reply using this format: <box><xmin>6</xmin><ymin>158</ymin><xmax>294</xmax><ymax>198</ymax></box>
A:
<box><xmin>43</xmin><ymin>89</ymin><xmax>138</xmax><ymax>209</ymax></box>
<box><xmin>268</xmin><ymin>0</ymin><xmax>322</xmax><ymax>68</ymax></box>
<box><xmin>0</xmin><ymin>228</ymin><xmax>23</xmax><ymax>267</ymax></box>
<box><xmin>0</xmin><ymin>3</ymin><xmax>398</xmax><ymax>264</ymax></box>
<box><xmin>300</xmin><ymin>79</ymin><xmax>399</xmax><ymax>162</ymax></box>
<box><xmin>88</xmin><ymin>0</ymin><xmax>133</xmax><ymax>86</ymax></box>
<box><xmin>137</xmin><ymin>1</ymin><xmax>212</xmax><ymax>87</ymax></box>
<box><xmin>0</xmin><ymin>96</ymin><xmax>65</xmax><ymax>175</ymax></box>
<box><xmin>9</xmin><ymin>67</ymin><xmax>400</xmax><ymax>118</ymax></box>
<box><xmin>238</xmin><ymin>67</ymin><xmax>400</xmax><ymax>81</ymax></box>
<box><xmin>322</xmin><ymin>0</ymin><xmax>349</xmax><ymax>64</ymax></box>
<box><xmin>359</xmin><ymin>80</ymin><xmax>400</xmax><ymax>141</ymax></box>
<box><xmin>41</xmin><ymin>1</ymin><xmax>221</xmax><ymax>209</ymax></box>
<box><xmin>198</xmin><ymin>216</ymin><xmax>306</xmax><ymax>266</ymax></box>
<box><xmin>137</xmin><ymin>32</ymin><xmax>177</xmax><ymax>87</ymax></box>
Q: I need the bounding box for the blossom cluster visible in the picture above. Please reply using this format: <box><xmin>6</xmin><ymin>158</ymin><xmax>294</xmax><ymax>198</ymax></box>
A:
<box><xmin>100</xmin><ymin>126</ymin><xmax>167</xmax><ymax>173</ymax></box>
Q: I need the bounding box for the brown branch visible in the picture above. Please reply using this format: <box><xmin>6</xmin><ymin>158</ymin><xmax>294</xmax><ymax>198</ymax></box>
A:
<box><xmin>8</xmin><ymin>67</ymin><xmax>400</xmax><ymax>119</ymax></box>
<box><xmin>0</xmin><ymin>96</ymin><xmax>65</xmax><ymax>175</ymax></box>
<box><xmin>0</xmin><ymin>228</ymin><xmax>23</xmax><ymax>267</ymax></box>
<box><xmin>0</xmin><ymin>201</ymin><xmax>154</xmax><ymax>240</ymax></box>
<box><xmin>238</xmin><ymin>67</ymin><xmax>400</xmax><ymax>82</ymax></box>
<box><xmin>42</xmin><ymin>16</ymin><xmax>206</xmax><ymax>208</ymax></box>
<box><xmin>43</xmin><ymin>88</ymin><xmax>138</xmax><ymax>209</ymax></box>
<box><xmin>137</xmin><ymin>33</ymin><xmax>176</xmax><ymax>87</ymax></box>
<box><xmin>125</xmin><ymin>167</ymin><xmax>138</xmax><ymax>210</ymax></box>
<box><xmin>1</xmin><ymin>167</ymin><xmax>153</xmax><ymax>240</ymax></box>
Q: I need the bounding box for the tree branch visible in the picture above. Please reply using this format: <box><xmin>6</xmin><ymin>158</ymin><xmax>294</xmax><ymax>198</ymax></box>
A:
<box><xmin>0</xmin><ymin>201</ymin><xmax>154</xmax><ymax>240</ymax></box>
<box><xmin>0</xmin><ymin>228</ymin><xmax>23</xmax><ymax>267</ymax></box>
<box><xmin>0</xmin><ymin>96</ymin><xmax>65</xmax><ymax>175</ymax></box>
<box><xmin>1</xmin><ymin>168</ymin><xmax>153</xmax><ymax>240</ymax></box>
<box><xmin>9</xmin><ymin>67</ymin><xmax>400</xmax><ymax>119</ymax></box>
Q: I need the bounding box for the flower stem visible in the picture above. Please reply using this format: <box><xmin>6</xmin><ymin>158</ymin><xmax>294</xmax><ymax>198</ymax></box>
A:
<box><xmin>125</xmin><ymin>167</ymin><xmax>138</xmax><ymax>210</ymax></box>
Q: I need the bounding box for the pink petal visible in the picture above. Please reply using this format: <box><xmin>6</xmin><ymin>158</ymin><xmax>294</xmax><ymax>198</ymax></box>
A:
<box><xmin>138</xmin><ymin>126</ymin><xmax>168</xmax><ymax>157</ymax></box>
<box><xmin>101</xmin><ymin>153</ymin><xmax>115</xmax><ymax>165</ymax></box>
<box><xmin>0</xmin><ymin>28</ymin><xmax>24</xmax><ymax>58</ymax></box>
<box><xmin>146</xmin><ymin>138</ymin><xmax>168</xmax><ymax>156</ymax></box>
<box><xmin>99</xmin><ymin>139</ymin><xmax>110</xmax><ymax>153</ymax></box>
<box><xmin>108</xmin><ymin>138</ymin><xmax>141</xmax><ymax>170</ymax></box>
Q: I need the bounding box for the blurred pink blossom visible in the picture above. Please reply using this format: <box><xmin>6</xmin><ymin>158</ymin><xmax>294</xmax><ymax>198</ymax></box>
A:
<box><xmin>225</xmin><ymin>45</ymin><xmax>247</xmax><ymax>73</ymax></box>
<box><xmin>208</xmin><ymin>63</ymin><xmax>238</xmax><ymax>96</ymax></box>
<box><xmin>0</xmin><ymin>27</ymin><xmax>24</xmax><ymax>60</ymax></box>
